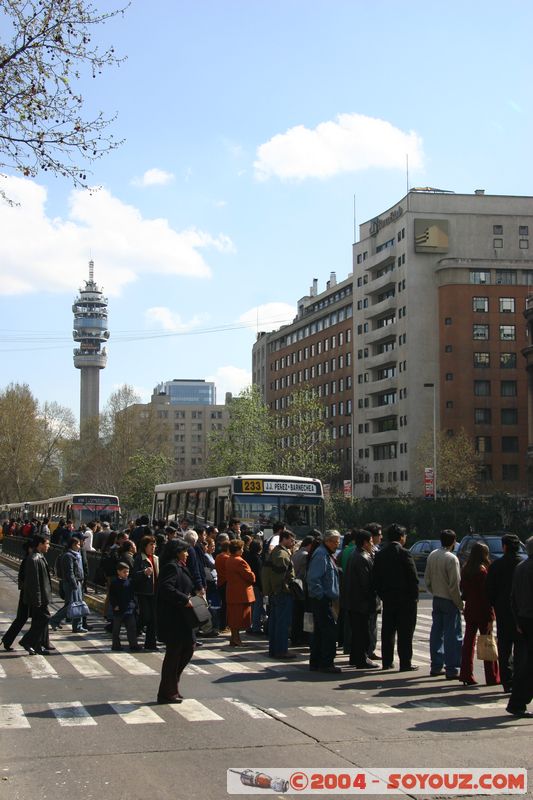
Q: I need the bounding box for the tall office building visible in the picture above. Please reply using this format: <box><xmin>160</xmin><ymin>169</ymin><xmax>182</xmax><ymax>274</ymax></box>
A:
<box><xmin>254</xmin><ymin>189</ymin><xmax>533</xmax><ymax>497</ymax></box>
<box><xmin>352</xmin><ymin>189</ymin><xmax>533</xmax><ymax>497</ymax></box>
<box><xmin>73</xmin><ymin>260</ymin><xmax>109</xmax><ymax>433</ymax></box>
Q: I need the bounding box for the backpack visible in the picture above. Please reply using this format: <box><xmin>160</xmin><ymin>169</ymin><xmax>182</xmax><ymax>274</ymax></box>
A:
<box><xmin>55</xmin><ymin>550</ymin><xmax>67</xmax><ymax>580</ymax></box>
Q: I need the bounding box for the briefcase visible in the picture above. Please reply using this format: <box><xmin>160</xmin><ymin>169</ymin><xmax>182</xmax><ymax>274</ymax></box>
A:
<box><xmin>183</xmin><ymin>595</ymin><xmax>212</xmax><ymax>629</ymax></box>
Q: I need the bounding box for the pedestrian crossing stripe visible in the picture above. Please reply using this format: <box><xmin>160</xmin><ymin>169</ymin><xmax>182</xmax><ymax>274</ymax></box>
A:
<box><xmin>0</xmin><ymin>695</ymin><xmax>516</xmax><ymax>729</ymax></box>
<box><xmin>109</xmin><ymin>700</ymin><xmax>164</xmax><ymax>724</ymax></box>
<box><xmin>22</xmin><ymin>655</ymin><xmax>60</xmax><ymax>679</ymax></box>
<box><xmin>299</xmin><ymin>706</ymin><xmax>345</xmax><ymax>716</ymax></box>
<box><xmin>49</xmin><ymin>701</ymin><xmax>98</xmax><ymax>726</ymax></box>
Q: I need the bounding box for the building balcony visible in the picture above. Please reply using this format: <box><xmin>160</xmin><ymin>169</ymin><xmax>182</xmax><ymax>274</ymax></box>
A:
<box><xmin>364</xmin><ymin>295</ymin><xmax>397</xmax><ymax>321</ymax></box>
<box><xmin>365</xmin><ymin>402</ymin><xmax>398</xmax><ymax>420</ymax></box>
<box><xmin>522</xmin><ymin>344</ymin><xmax>533</xmax><ymax>367</ymax></box>
<box><xmin>366</xmin><ymin>429</ymin><xmax>399</xmax><ymax>446</ymax></box>
<box><xmin>365</xmin><ymin>270</ymin><xmax>397</xmax><ymax>295</ymax></box>
<box><xmin>364</xmin><ymin>322</ymin><xmax>398</xmax><ymax>346</ymax></box>
<box><xmin>364</xmin><ymin>349</ymin><xmax>397</xmax><ymax>370</ymax></box>
<box><xmin>366</xmin><ymin>376</ymin><xmax>397</xmax><ymax>395</ymax></box>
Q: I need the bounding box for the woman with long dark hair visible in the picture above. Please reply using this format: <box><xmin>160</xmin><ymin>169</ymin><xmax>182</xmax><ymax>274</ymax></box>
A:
<box><xmin>155</xmin><ymin>539</ymin><xmax>194</xmax><ymax>704</ymax></box>
<box><xmin>459</xmin><ymin>542</ymin><xmax>500</xmax><ymax>686</ymax></box>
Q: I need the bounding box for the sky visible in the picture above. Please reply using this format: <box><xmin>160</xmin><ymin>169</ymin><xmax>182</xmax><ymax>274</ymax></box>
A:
<box><xmin>2</xmin><ymin>0</ymin><xmax>533</xmax><ymax>422</ymax></box>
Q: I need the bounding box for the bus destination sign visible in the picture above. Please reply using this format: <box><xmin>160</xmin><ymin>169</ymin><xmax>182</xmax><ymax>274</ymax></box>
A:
<box><xmin>238</xmin><ymin>480</ymin><xmax>319</xmax><ymax>495</ymax></box>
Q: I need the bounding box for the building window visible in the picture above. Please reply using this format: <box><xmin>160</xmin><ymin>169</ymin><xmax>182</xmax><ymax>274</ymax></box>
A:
<box><xmin>499</xmin><ymin>297</ymin><xmax>516</xmax><ymax>313</ymax></box>
<box><xmin>493</xmin><ymin>238</ymin><xmax>503</xmax><ymax>248</ymax></box>
<box><xmin>502</xmin><ymin>436</ymin><xmax>519</xmax><ymax>453</ymax></box>
<box><xmin>501</xmin><ymin>408</ymin><xmax>518</xmax><ymax>424</ymax></box>
<box><xmin>500</xmin><ymin>352</ymin><xmax>517</xmax><ymax>369</ymax></box>
<box><xmin>445</xmin><ymin>344</ymin><xmax>453</xmax><ymax>353</ymax></box>
<box><xmin>470</xmin><ymin>270</ymin><xmax>490</xmax><ymax>285</ymax></box>
<box><xmin>446</xmin><ymin>400</ymin><xmax>454</xmax><ymax>409</ymax></box>
<box><xmin>478</xmin><ymin>465</ymin><xmax>493</xmax><ymax>482</ymax></box>
<box><xmin>501</xmin><ymin>380</ymin><xmax>517</xmax><ymax>397</ymax></box>
<box><xmin>520</xmin><ymin>239</ymin><xmax>529</xmax><ymax>249</ymax></box>
<box><xmin>474</xmin><ymin>380</ymin><xmax>491</xmax><ymax>396</ymax></box>
<box><xmin>473</xmin><ymin>324</ymin><xmax>489</xmax><ymax>340</ymax></box>
<box><xmin>502</xmin><ymin>464</ymin><xmax>519</xmax><ymax>481</ymax></box>
<box><xmin>519</xmin><ymin>226</ymin><xmax>529</xmax><ymax>236</ymax></box>
<box><xmin>474</xmin><ymin>408</ymin><xmax>491</xmax><ymax>424</ymax></box>
<box><xmin>444</xmin><ymin>317</ymin><xmax>452</xmax><ymax>325</ymax></box>
<box><xmin>499</xmin><ymin>325</ymin><xmax>516</xmax><ymax>341</ymax></box>
<box><xmin>495</xmin><ymin>269</ymin><xmax>516</xmax><ymax>285</ymax></box>
<box><xmin>493</xmin><ymin>225</ymin><xmax>503</xmax><ymax>235</ymax></box>
<box><xmin>475</xmin><ymin>436</ymin><xmax>492</xmax><ymax>454</ymax></box>
<box><xmin>472</xmin><ymin>297</ymin><xmax>488</xmax><ymax>313</ymax></box>
<box><xmin>473</xmin><ymin>352</ymin><xmax>490</xmax><ymax>368</ymax></box>
<box><xmin>445</xmin><ymin>373</ymin><xmax>453</xmax><ymax>381</ymax></box>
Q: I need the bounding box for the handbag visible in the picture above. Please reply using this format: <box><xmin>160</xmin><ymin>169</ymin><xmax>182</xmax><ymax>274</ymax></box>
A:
<box><xmin>68</xmin><ymin>599</ymin><xmax>90</xmax><ymax>620</ymax></box>
<box><xmin>287</xmin><ymin>578</ymin><xmax>304</xmax><ymax>602</ymax></box>
<box><xmin>183</xmin><ymin>595</ymin><xmax>212</xmax><ymax>629</ymax></box>
<box><xmin>303</xmin><ymin>611</ymin><xmax>315</xmax><ymax>633</ymax></box>
<box><xmin>476</xmin><ymin>633</ymin><xmax>498</xmax><ymax>661</ymax></box>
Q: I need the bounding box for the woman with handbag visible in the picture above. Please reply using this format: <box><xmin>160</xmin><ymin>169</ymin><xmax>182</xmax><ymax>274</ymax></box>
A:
<box><xmin>155</xmin><ymin>539</ymin><xmax>194</xmax><ymax>704</ymax></box>
<box><xmin>459</xmin><ymin>542</ymin><xmax>500</xmax><ymax>687</ymax></box>
<box><xmin>225</xmin><ymin>539</ymin><xmax>255</xmax><ymax>647</ymax></box>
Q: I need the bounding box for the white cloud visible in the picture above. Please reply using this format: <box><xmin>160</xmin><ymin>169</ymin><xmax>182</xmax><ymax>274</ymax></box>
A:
<box><xmin>145</xmin><ymin>306</ymin><xmax>209</xmax><ymax>333</ymax></box>
<box><xmin>0</xmin><ymin>176</ymin><xmax>234</xmax><ymax>296</ymax></box>
<box><xmin>239</xmin><ymin>302</ymin><xmax>296</xmax><ymax>332</ymax></box>
<box><xmin>254</xmin><ymin>112</ymin><xmax>424</xmax><ymax>181</ymax></box>
<box><xmin>131</xmin><ymin>168</ymin><xmax>175</xmax><ymax>187</ymax></box>
<box><xmin>206</xmin><ymin>366</ymin><xmax>252</xmax><ymax>401</ymax></box>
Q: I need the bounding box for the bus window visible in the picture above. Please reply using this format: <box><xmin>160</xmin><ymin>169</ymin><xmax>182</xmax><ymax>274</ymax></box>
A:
<box><xmin>196</xmin><ymin>490</ymin><xmax>207</xmax><ymax>524</ymax></box>
<box><xmin>166</xmin><ymin>492</ymin><xmax>178</xmax><ymax>522</ymax></box>
<box><xmin>206</xmin><ymin>491</ymin><xmax>216</xmax><ymax>527</ymax></box>
<box><xmin>177</xmin><ymin>492</ymin><xmax>186</xmax><ymax>519</ymax></box>
<box><xmin>185</xmin><ymin>491</ymin><xmax>197</xmax><ymax>521</ymax></box>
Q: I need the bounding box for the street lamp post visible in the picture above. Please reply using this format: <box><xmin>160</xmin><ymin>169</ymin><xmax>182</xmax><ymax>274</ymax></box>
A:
<box><xmin>423</xmin><ymin>382</ymin><xmax>437</xmax><ymax>500</ymax></box>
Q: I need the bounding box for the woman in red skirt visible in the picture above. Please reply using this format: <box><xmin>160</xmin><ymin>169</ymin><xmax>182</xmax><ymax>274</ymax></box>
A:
<box><xmin>459</xmin><ymin>542</ymin><xmax>500</xmax><ymax>686</ymax></box>
<box><xmin>225</xmin><ymin>539</ymin><xmax>255</xmax><ymax>647</ymax></box>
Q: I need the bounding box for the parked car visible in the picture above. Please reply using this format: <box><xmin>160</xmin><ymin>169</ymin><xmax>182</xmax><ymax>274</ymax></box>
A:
<box><xmin>409</xmin><ymin>539</ymin><xmax>442</xmax><ymax>575</ymax></box>
<box><xmin>456</xmin><ymin>533</ymin><xmax>527</xmax><ymax>567</ymax></box>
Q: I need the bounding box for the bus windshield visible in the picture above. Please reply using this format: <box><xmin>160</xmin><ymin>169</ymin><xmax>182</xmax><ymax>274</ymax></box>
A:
<box><xmin>232</xmin><ymin>494</ymin><xmax>323</xmax><ymax>537</ymax></box>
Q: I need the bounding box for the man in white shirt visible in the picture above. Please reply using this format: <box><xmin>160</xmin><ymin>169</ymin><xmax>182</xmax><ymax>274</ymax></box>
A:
<box><xmin>424</xmin><ymin>529</ymin><xmax>463</xmax><ymax>679</ymax></box>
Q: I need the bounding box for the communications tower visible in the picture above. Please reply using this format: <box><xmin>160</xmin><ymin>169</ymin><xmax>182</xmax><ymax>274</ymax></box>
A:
<box><xmin>73</xmin><ymin>260</ymin><xmax>109</xmax><ymax>433</ymax></box>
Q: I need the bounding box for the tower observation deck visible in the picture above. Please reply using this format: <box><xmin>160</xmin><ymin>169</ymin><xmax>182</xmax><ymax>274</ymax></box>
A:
<box><xmin>73</xmin><ymin>260</ymin><xmax>109</xmax><ymax>431</ymax></box>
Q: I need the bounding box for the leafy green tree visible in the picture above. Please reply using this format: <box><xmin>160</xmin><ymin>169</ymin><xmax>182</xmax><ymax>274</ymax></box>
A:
<box><xmin>121</xmin><ymin>451</ymin><xmax>173</xmax><ymax>517</ymax></box>
<box><xmin>274</xmin><ymin>385</ymin><xmax>338</xmax><ymax>484</ymax></box>
<box><xmin>0</xmin><ymin>0</ymin><xmax>127</xmax><ymax>203</ymax></box>
<box><xmin>207</xmin><ymin>386</ymin><xmax>276</xmax><ymax>476</ymax></box>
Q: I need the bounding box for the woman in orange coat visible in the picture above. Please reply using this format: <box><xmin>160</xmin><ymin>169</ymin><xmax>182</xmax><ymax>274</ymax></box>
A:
<box><xmin>215</xmin><ymin>539</ymin><xmax>230</xmax><ymax>632</ymax></box>
<box><xmin>225</xmin><ymin>539</ymin><xmax>255</xmax><ymax>647</ymax></box>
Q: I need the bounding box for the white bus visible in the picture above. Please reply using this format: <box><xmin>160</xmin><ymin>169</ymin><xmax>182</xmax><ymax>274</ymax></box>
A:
<box><xmin>153</xmin><ymin>474</ymin><xmax>324</xmax><ymax>538</ymax></box>
<box><xmin>0</xmin><ymin>493</ymin><xmax>121</xmax><ymax>532</ymax></box>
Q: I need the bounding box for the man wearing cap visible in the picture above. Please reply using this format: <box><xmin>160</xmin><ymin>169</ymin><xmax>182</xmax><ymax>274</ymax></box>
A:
<box><xmin>487</xmin><ymin>534</ymin><xmax>525</xmax><ymax>694</ymax></box>
<box><xmin>507</xmin><ymin>536</ymin><xmax>533</xmax><ymax>717</ymax></box>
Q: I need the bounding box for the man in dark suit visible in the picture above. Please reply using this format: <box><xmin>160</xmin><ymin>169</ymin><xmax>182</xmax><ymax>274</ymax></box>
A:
<box><xmin>486</xmin><ymin>533</ymin><xmax>523</xmax><ymax>693</ymax></box>
<box><xmin>20</xmin><ymin>535</ymin><xmax>53</xmax><ymax>655</ymax></box>
<box><xmin>345</xmin><ymin>529</ymin><xmax>380</xmax><ymax>669</ymax></box>
<box><xmin>373</xmin><ymin>523</ymin><xmax>419</xmax><ymax>671</ymax></box>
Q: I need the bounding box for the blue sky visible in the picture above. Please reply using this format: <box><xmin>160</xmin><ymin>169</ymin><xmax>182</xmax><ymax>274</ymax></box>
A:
<box><xmin>2</xmin><ymin>0</ymin><xmax>533</xmax><ymax>420</ymax></box>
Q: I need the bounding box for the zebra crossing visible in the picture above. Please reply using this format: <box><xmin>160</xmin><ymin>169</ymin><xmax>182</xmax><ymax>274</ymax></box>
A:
<box><xmin>0</xmin><ymin>609</ymin><xmax>512</xmax><ymax>730</ymax></box>
<box><xmin>0</xmin><ymin>694</ymin><xmax>510</xmax><ymax>730</ymax></box>
<box><xmin>0</xmin><ymin>617</ymin><xmax>435</xmax><ymax>682</ymax></box>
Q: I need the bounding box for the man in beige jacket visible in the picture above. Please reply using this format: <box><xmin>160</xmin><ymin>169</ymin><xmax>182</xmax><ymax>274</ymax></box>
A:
<box><xmin>424</xmin><ymin>529</ymin><xmax>463</xmax><ymax>680</ymax></box>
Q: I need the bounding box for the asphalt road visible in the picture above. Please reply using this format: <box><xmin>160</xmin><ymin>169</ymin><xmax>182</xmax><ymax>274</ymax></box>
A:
<box><xmin>0</xmin><ymin>562</ymin><xmax>531</xmax><ymax>800</ymax></box>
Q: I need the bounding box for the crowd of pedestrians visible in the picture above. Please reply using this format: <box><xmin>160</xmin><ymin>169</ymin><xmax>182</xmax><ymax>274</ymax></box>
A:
<box><xmin>2</xmin><ymin>515</ymin><xmax>533</xmax><ymax>717</ymax></box>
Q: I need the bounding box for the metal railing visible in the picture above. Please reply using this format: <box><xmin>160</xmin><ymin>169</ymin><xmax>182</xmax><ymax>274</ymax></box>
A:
<box><xmin>1</xmin><ymin>536</ymin><xmax>106</xmax><ymax>593</ymax></box>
